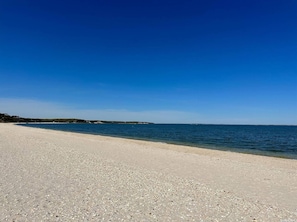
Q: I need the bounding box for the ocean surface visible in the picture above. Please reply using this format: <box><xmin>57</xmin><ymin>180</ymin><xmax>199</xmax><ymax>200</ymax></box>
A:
<box><xmin>22</xmin><ymin>124</ymin><xmax>297</xmax><ymax>159</ymax></box>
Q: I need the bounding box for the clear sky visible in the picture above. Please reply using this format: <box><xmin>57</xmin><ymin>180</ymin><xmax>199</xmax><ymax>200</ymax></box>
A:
<box><xmin>0</xmin><ymin>0</ymin><xmax>296</xmax><ymax>124</ymax></box>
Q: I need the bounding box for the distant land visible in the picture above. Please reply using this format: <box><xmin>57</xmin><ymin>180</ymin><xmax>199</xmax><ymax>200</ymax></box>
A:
<box><xmin>0</xmin><ymin>113</ymin><xmax>153</xmax><ymax>124</ymax></box>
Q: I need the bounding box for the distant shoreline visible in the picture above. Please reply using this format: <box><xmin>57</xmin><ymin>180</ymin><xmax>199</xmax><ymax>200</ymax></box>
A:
<box><xmin>2</xmin><ymin>112</ymin><xmax>297</xmax><ymax>126</ymax></box>
<box><xmin>0</xmin><ymin>113</ymin><xmax>153</xmax><ymax>124</ymax></box>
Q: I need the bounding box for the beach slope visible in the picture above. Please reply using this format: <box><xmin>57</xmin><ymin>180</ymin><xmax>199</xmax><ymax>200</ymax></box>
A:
<box><xmin>0</xmin><ymin>124</ymin><xmax>296</xmax><ymax>221</ymax></box>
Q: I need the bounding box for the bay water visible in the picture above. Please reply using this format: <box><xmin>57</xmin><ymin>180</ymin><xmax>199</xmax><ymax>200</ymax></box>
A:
<box><xmin>22</xmin><ymin>124</ymin><xmax>297</xmax><ymax>159</ymax></box>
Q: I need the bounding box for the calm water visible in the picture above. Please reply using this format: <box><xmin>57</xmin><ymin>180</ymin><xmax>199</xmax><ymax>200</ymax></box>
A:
<box><xmin>22</xmin><ymin>124</ymin><xmax>297</xmax><ymax>159</ymax></box>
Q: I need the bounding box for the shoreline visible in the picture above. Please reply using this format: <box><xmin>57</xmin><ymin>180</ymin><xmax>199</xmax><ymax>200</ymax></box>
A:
<box><xmin>1</xmin><ymin>123</ymin><xmax>297</xmax><ymax>221</ymax></box>
<box><xmin>19</xmin><ymin>123</ymin><xmax>297</xmax><ymax>160</ymax></box>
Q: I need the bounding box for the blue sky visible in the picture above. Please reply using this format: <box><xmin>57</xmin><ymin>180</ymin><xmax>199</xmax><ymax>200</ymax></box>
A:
<box><xmin>0</xmin><ymin>0</ymin><xmax>296</xmax><ymax>124</ymax></box>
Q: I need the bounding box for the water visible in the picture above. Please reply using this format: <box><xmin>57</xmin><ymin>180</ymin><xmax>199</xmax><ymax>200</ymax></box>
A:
<box><xmin>22</xmin><ymin>123</ymin><xmax>297</xmax><ymax>159</ymax></box>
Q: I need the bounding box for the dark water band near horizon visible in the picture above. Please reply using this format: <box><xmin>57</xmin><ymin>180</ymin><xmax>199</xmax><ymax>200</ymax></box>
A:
<box><xmin>21</xmin><ymin>123</ymin><xmax>297</xmax><ymax>159</ymax></box>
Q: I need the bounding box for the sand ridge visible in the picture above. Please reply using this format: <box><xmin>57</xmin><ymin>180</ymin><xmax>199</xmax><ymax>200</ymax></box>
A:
<box><xmin>0</xmin><ymin>123</ymin><xmax>297</xmax><ymax>221</ymax></box>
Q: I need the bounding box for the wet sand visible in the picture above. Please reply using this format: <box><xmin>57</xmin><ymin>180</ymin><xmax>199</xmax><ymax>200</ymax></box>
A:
<box><xmin>0</xmin><ymin>123</ymin><xmax>297</xmax><ymax>221</ymax></box>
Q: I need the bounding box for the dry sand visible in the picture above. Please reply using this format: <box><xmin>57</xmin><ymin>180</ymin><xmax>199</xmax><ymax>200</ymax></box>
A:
<box><xmin>0</xmin><ymin>123</ymin><xmax>297</xmax><ymax>221</ymax></box>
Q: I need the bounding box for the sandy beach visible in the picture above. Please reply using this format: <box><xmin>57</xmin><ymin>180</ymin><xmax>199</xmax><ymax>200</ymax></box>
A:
<box><xmin>0</xmin><ymin>124</ymin><xmax>296</xmax><ymax>221</ymax></box>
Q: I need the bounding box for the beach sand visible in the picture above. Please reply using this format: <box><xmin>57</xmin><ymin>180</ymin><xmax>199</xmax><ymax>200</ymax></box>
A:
<box><xmin>0</xmin><ymin>124</ymin><xmax>296</xmax><ymax>221</ymax></box>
